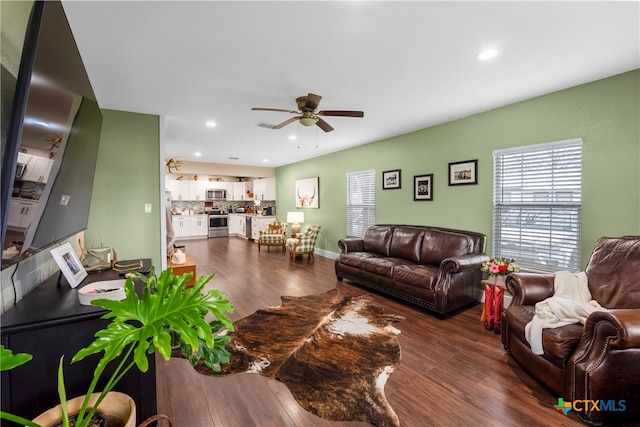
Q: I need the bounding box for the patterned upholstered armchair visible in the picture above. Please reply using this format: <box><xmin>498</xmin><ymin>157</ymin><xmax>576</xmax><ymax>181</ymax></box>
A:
<box><xmin>257</xmin><ymin>219</ymin><xmax>287</xmax><ymax>252</ymax></box>
<box><xmin>286</xmin><ymin>224</ymin><xmax>321</xmax><ymax>261</ymax></box>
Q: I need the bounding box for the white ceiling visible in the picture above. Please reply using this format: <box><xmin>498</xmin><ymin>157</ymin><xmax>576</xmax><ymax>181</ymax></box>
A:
<box><xmin>61</xmin><ymin>1</ymin><xmax>640</xmax><ymax>168</ymax></box>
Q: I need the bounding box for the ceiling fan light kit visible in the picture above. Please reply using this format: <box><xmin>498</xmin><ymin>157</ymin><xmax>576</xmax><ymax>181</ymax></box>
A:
<box><xmin>299</xmin><ymin>116</ymin><xmax>318</xmax><ymax>127</ymax></box>
<box><xmin>252</xmin><ymin>93</ymin><xmax>363</xmax><ymax>133</ymax></box>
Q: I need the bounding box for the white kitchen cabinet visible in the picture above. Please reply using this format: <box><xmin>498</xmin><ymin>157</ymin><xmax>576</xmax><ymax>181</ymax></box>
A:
<box><xmin>232</xmin><ymin>182</ymin><xmax>253</xmax><ymax>201</ymax></box>
<box><xmin>188</xmin><ymin>181</ymin><xmax>208</xmax><ymax>201</ymax></box>
<box><xmin>169</xmin><ymin>181</ymin><xmax>190</xmax><ymax>201</ymax></box>
<box><xmin>208</xmin><ymin>181</ymin><xmax>226</xmax><ymax>190</ymax></box>
<box><xmin>228</xmin><ymin>214</ymin><xmax>239</xmax><ymax>235</ymax></box>
<box><xmin>172</xmin><ymin>215</ymin><xmax>209</xmax><ymax>238</ymax></box>
<box><xmin>191</xmin><ymin>215</ymin><xmax>208</xmax><ymax>236</ymax></box>
<box><xmin>253</xmin><ymin>178</ymin><xmax>276</xmax><ymax>201</ymax></box>
<box><xmin>22</xmin><ymin>155</ymin><xmax>53</xmax><ymax>184</ymax></box>
<box><xmin>7</xmin><ymin>198</ymin><xmax>39</xmax><ymax>229</ymax></box>
<box><xmin>172</xmin><ymin>216</ymin><xmax>190</xmax><ymax>238</ymax></box>
<box><xmin>228</xmin><ymin>214</ymin><xmax>247</xmax><ymax>238</ymax></box>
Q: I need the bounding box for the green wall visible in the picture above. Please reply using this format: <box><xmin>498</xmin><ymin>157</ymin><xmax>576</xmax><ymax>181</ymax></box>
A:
<box><xmin>85</xmin><ymin>109</ymin><xmax>162</xmax><ymax>269</ymax></box>
<box><xmin>276</xmin><ymin>70</ymin><xmax>640</xmax><ymax>268</ymax></box>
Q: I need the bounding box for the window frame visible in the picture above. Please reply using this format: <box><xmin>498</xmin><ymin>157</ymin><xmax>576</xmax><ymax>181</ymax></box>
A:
<box><xmin>346</xmin><ymin>169</ymin><xmax>375</xmax><ymax>238</ymax></box>
<box><xmin>492</xmin><ymin>139</ymin><xmax>582</xmax><ymax>273</ymax></box>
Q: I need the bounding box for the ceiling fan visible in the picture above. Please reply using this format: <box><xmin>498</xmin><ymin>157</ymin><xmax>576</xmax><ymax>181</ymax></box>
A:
<box><xmin>252</xmin><ymin>93</ymin><xmax>364</xmax><ymax>132</ymax></box>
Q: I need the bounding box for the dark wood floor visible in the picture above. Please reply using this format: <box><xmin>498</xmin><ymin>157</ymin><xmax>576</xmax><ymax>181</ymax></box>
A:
<box><xmin>155</xmin><ymin>237</ymin><xmax>594</xmax><ymax>427</ymax></box>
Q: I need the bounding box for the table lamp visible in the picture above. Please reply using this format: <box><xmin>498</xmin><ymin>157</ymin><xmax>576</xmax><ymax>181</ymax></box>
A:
<box><xmin>287</xmin><ymin>212</ymin><xmax>305</xmax><ymax>236</ymax></box>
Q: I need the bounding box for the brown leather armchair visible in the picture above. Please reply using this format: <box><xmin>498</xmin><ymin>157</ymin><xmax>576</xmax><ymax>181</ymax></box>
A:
<box><xmin>501</xmin><ymin>236</ymin><xmax>640</xmax><ymax>425</ymax></box>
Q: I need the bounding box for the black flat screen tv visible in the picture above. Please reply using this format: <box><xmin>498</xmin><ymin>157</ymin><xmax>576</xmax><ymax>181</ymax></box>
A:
<box><xmin>1</xmin><ymin>0</ymin><xmax>102</xmax><ymax>269</ymax></box>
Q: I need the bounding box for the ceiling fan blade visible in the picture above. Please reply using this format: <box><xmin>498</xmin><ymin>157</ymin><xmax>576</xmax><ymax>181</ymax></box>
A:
<box><xmin>305</xmin><ymin>93</ymin><xmax>322</xmax><ymax>110</ymax></box>
<box><xmin>252</xmin><ymin>107</ymin><xmax>299</xmax><ymax>114</ymax></box>
<box><xmin>273</xmin><ymin>116</ymin><xmax>301</xmax><ymax>129</ymax></box>
<box><xmin>318</xmin><ymin>110</ymin><xmax>364</xmax><ymax>118</ymax></box>
<box><xmin>316</xmin><ymin>117</ymin><xmax>334</xmax><ymax>132</ymax></box>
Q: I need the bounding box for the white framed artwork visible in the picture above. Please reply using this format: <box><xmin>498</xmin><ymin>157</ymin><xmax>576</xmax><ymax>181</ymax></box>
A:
<box><xmin>50</xmin><ymin>242</ymin><xmax>87</xmax><ymax>288</ymax></box>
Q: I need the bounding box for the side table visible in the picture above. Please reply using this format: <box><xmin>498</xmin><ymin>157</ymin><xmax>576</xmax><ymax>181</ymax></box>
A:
<box><xmin>168</xmin><ymin>253</ymin><xmax>197</xmax><ymax>287</ymax></box>
<box><xmin>480</xmin><ymin>277</ymin><xmax>508</xmax><ymax>334</ymax></box>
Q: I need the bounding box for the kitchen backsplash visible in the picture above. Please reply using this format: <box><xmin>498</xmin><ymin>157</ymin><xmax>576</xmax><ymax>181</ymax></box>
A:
<box><xmin>171</xmin><ymin>200</ymin><xmax>276</xmax><ymax>215</ymax></box>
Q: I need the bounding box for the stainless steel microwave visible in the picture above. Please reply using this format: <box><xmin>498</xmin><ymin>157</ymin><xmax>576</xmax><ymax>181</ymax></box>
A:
<box><xmin>206</xmin><ymin>188</ymin><xmax>226</xmax><ymax>201</ymax></box>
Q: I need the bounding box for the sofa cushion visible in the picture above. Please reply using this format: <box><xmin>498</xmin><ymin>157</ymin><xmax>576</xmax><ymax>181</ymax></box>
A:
<box><xmin>585</xmin><ymin>237</ymin><xmax>640</xmax><ymax>309</ymax></box>
<box><xmin>389</xmin><ymin>227</ymin><xmax>424</xmax><ymax>263</ymax></box>
<box><xmin>507</xmin><ymin>305</ymin><xmax>583</xmax><ymax>366</ymax></box>
<box><xmin>363</xmin><ymin>226</ymin><xmax>394</xmax><ymax>256</ymax></box>
<box><xmin>392</xmin><ymin>264</ymin><xmax>439</xmax><ymax>289</ymax></box>
<box><xmin>420</xmin><ymin>229</ymin><xmax>474</xmax><ymax>266</ymax></box>
<box><xmin>361</xmin><ymin>257</ymin><xmax>412</xmax><ymax>277</ymax></box>
<box><xmin>338</xmin><ymin>252</ymin><xmax>386</xmax><ymax>270</ymax></box>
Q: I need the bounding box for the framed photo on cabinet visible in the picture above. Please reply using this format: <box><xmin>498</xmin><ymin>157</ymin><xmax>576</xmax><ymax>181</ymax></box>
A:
<box><xmin>50</xmin><ymin>243</ymin><xmax>87</xmax><ymax>288</ymax></box>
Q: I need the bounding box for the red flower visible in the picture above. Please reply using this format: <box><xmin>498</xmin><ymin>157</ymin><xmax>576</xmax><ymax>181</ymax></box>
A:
<box><xmin>498</xmin><ymin>265</ymin><xmax>507</xmax><ymax>272</ymax></box>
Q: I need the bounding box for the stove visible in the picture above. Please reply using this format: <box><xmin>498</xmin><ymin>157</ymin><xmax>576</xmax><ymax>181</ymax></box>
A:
<box><xmin>208</xmin><ymin>211</ymin><xmax>228</xmax><ymax>238</ymax></box>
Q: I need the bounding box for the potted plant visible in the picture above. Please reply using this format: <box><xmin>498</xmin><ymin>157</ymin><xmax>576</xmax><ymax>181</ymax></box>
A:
<box><xmin>0</xmin><ymin>267</ymin><xmax>234</xmax><ymax>427</ymax></box>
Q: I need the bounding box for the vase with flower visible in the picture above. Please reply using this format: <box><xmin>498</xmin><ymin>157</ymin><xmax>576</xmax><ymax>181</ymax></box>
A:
<box><xmin>480</xmin><ymin>257</ymin><xmax>520</xmax><ymax>333</ymax></box>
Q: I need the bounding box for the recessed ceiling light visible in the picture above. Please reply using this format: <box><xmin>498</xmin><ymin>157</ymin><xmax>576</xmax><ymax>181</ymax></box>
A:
<box><xmin>289</xmin><ymin>135</ymin><xmax>297</xmax><ymax>140</ymax></box>
<box><xmin>476</xmin><ymin>49</ymin><xmax>499</xmax><ymax>61</ymax></box>
<box><xmin>205</xmin><ymin>121</ymin><xmax>216</xmax><ymax>127</ymax></box>
<box><xmin>194</xmin><ymin>152</ymin><xmax>202</xmax><ymax>157</ymax></box>
<box><xmin>262</xmin><ymin>159</ymin><xmax>269</xmax><ymax>163</ymax></box>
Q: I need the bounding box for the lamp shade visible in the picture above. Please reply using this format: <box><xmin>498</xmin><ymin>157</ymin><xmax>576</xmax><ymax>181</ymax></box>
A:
<box><xmin>287</xmin><ymin>212</ymin><xmax>305</xmax><ymax>224</ymax></box>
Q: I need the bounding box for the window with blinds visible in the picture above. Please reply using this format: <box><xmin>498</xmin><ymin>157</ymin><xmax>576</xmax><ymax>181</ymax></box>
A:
<box><xmin>346</xmin><ymin>170</ymin><xmax>375</xmax><ymax>238</ymax></box>
<box><xmin>492</xmin><ymin>139</ymin><xmax>582</xmax><ymax>273</ymax></box>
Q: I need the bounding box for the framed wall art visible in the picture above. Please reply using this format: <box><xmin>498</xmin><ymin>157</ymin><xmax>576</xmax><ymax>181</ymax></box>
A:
<box><xmin>382</xmin><ymin>169</ymin><xmax>401</xmax><ymax>190</ymax></box>
<box><xmin>50</xmin><ymin>242</ymin><xmax>87</xmax><ymax>288</ymax></box>
<box><xmin>295</xmin><ymin>177</ymin><xmax>319</xmax><ymax>208</ymax></box>
<box><xmin>448</xmin><ymin>159</ymin><xmax>478</xmax><ymax>186</ymax></box>
<box><xmin>414</xmin><ymin>174</ymin><xmax>433</xmax><ymax>201</ymax></box>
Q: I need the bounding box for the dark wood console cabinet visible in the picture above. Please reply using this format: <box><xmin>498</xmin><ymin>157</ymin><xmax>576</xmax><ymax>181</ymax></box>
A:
<box><xmin>1</xmin><ymin>262</ymin><xmax>157</xmax><ymax>425</ymax></box>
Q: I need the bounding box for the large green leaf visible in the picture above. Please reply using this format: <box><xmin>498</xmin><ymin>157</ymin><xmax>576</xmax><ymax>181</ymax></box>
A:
<box><xmin>0</xmin><ymin>345</ymin><xmax>32</xmax><ymax>371</ymax></box>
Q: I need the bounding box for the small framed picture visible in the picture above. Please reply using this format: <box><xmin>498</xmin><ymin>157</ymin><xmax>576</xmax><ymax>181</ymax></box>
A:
<box><xmin>414</xmin><ymin>174</ymin><xmax>433</xmax><ymax>201</ymax></box>
<box><xmin>382</xmin><ymin>169</ymin><xmax>401</xmax><ymax>190</ymax></box>
<box><xmin>448</xmin><ymin>159</ymin><xmax>478</xmax><ymax>186</ymax></box>
<box><xmin>50</xmin><ymin>243</ymin><xmax>87</xmax><ymax>288</ymax></box>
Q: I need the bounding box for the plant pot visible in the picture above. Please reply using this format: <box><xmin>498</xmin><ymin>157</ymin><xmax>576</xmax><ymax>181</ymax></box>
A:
<box><xmin>32</xmin><ymin>391</ymin><xmax>135</xmax><ymax>427</ymax></box>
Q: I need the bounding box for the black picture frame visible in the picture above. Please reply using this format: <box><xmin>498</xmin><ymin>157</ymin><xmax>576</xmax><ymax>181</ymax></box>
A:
<box><xmin>448</xmin><ymin>159</ymin><xmax>478</xmax><ymax>186</ymax></box>
<box><xmin>382</xmin><ymin>169</ymin><xmax>401</xmax><ymax>190</ymax></box>
<box><xmin>413</xmin><ymin>174</ymin><xmax>433</xmax><ymax>201</ymax></box>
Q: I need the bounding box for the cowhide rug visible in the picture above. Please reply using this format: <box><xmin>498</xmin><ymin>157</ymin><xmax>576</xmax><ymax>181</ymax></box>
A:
<box><xmin>185</xmin><ymin>288</ymin><xmax>405</xmax><ymax>427</ymax></box>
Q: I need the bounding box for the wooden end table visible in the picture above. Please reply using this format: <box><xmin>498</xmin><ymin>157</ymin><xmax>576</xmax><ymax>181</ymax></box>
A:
<box><xmin>168</xmin><ymin>253</ymin><xmax>197</xmax><ymax>287</ymax></box>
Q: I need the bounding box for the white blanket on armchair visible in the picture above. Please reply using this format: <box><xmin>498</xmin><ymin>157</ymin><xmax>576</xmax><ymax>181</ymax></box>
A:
<box><xmin>524</xmin><ymin>271</ymin><xmax>603</xmax><ymax>355</ymax></box>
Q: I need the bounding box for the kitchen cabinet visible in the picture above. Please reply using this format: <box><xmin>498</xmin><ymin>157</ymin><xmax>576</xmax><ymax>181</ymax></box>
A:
<box><xmin>172</xmin><ymin>216</ymin><xmax>190</xmax><ymax>238</ymax></box>
<box><xmin>188</xmin><ymin>181</ymin><xmax>208</xmax><ymax>201</ymax></box>
<box><xmin>7</xmin><ymin>198</ymin><xmax>38</xmax><ymax>229</ymax></box>
<box><xmin>22</xmin><ymin>155</ymin><xmax>53</xmax><ymax>184</ymax></box>
<box><xmin>191</xmin><ymin>215</ymin><xmax>208</xmax><ymax>236</ymax></box>
<box><xmin>232</xmin><ymin>182</ymin><xmax>253</xmax><ymax>201</ymax></box>
<box><xmin>228</xmin><ymin>214</ymin><xmax>247</xmax><ymax>238</ymax></box>
<box><xmin>172</xmin><ymin>215</ymin><xmax>208</xmax><ymax>238</ymax></box>
<box><xmin>253</xmin><ymin>178</ymin><xmax>276</xmax><ymax>201</ymax></box>
<box><xmin>169</xmin><ymin>180</ymin><xmax>190</xmax><ymax>201</ymax></box>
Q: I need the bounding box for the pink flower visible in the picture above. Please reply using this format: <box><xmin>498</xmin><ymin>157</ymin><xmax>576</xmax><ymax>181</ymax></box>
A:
<box><xmin>489</xmin><ymin>265</ymin><xmax>500</xmax><ymax>274</ymax></box>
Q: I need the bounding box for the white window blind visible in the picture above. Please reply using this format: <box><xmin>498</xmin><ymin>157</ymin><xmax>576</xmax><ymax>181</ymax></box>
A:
<box><xmin>493</xmin><ymin>139</ymin><xmax>582</xmax><ymax>273</ymax></box>
<box><xmin>346</xmin><ymin>170</ymin><xmax>375</xmax><ymax>238</ymax></box>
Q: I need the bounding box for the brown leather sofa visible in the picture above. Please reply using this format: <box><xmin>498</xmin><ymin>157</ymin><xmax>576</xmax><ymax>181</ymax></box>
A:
<box><xmin>502</xmin><ymin>236</ymin><xmax>640</xmax><ymax>425</ymax></box>
<box><xmin>335</xmin><ymin>225</ymin><xmax>488</xmax><ymax>316</ymax></box>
